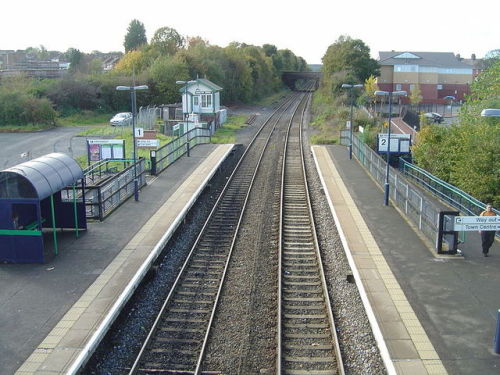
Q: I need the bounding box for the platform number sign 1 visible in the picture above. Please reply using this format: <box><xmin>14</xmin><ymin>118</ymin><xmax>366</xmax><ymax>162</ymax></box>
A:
<box><xmin>135</xmin><ymin>128</ymin><xmax>144</xmax><ymax>138</ymax></box>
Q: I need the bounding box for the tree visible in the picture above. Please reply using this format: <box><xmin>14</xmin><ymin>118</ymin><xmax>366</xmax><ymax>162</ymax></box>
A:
<box><xmin>322</xmin><ymin>35</ymin><xmax>379</xmax><ymax>91</ymax></box>
<box><xmin>483</xmin><ymin>49</ymin><xmax>500</xmax><ymax>70</ymax></box>
<box><xmin>409</xmin><ymin>84</ymin><xmax>422</xmax><ymax>106</ymax></box>
<box><xmin>151</xmin><ymin>26</ymin><xmax>184</xmax><ymax>56</ymax></box>
<box><xmin>65</xmin><ymin>48</ymin><xmax>84</xmax><ymax>73</ymax></box>
<box><xmin>113</xmin><ymin>50</ymin><xmax>148</xmax><ymax>74</ymax></box>
<box><xmin>359</xmin><ymin>75</ymin><xmax>378</xmax><ymax>110</ymax></box>
<box><xmin>413</xmin><ymin>61</ymin><xmax>500</xmax><ymax>206</ymax></box>
<box><xmin>124</xmin><ymin>19</ymin><xmax>147</xmax><ymax>52</ymax></box>
<box><xmin>262</xmin><ymin>44</ymin><xmax>278</xmax><ymax>57</ymax></box>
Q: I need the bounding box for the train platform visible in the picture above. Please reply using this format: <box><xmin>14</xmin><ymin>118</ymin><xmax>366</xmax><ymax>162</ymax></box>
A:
<box><xmin>313</xmin><ymin>145</ymin><xmax>500</xmax><ymax>375</ymax></box>
<box><xmin>3</xmin><ymin>143</ymin><xmax>234</xmax><ymax>375</ymax></box>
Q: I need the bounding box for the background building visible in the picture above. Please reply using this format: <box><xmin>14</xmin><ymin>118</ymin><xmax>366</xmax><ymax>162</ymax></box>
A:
<box><xmin>377</xmin><ymin>51</ymin><xmax>474</xmax><ymax>104</ymax></box>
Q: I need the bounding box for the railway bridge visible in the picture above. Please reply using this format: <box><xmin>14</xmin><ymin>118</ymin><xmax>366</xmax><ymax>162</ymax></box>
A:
<box><xmin>282</xmin><ymin>71</ymin><xmax>321</xmax><ymax>91</ymax></box>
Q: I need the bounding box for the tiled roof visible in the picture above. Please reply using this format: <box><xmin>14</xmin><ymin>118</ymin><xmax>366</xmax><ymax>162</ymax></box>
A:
<box><xmin>378</xmin><ymin>51</ymin><xmax>472</xmax><ymax>68</ymax></box>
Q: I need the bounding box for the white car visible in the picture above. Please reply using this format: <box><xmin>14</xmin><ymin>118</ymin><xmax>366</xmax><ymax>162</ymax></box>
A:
<box><xmin>110</xmin><ymin>112</ymin><xmax>133</xmax><ymax>126</ymax></box>
<box><xmin>424</xmin><ymin>112</ymin><xmax>443</xmax><ymax>123</ymax></box>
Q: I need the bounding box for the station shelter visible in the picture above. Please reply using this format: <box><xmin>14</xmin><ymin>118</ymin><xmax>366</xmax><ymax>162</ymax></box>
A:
<box><xmin>0</xmin><ymin>153</ymin><xmax>87</xmax><ymax>263</ymax></box>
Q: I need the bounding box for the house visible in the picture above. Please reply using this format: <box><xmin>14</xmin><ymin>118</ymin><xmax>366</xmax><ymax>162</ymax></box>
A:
<box><xmin>377</xmin><ymin>51</ymin><xmax>473</xmax><ymax>104</ymax></box>
<box><xmin>0</xmin><ymin>51</ymin><xmax>66</xmax><ymax>79</ymax></box>
<box><xmin>178</xmin><ymin>78</ymin><xmax>226</xmax><ymax>131</ymax></box>
<box><xmin>458</xmin><ymin>53</ymin><xmax>486</xmax><ymax>78</ymax></box>
<box><xmin>102</xmin><ymin>55</ymin><xmax>121</xmax><ymax>71</ymax></box>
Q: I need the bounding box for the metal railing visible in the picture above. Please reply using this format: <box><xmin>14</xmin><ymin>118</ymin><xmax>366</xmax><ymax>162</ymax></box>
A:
<box><xmin>78</xmin><ymin>158</ymin><xmax>147</xmax><ymax>220</ymax></box>
<box><xmin>151</xmin><ymin>127</ymin><xmax>211</xmax><ymax>175</ymax></box>
<box><xmin>347</xmin><ymin>131</ymin><xmax>442</xmax><ymax>246</ymax></box>
<box><xmin>399</xmin><ymin>159</ymin><xmax>499</xmax><ymax>217</ymax></box>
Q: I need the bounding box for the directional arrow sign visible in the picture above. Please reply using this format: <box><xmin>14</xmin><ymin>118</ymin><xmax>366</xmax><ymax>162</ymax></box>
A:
<box><xmin>454</xmin><ymin>216</ymin><xmax>500</xmax><ymax>231</ymax></box>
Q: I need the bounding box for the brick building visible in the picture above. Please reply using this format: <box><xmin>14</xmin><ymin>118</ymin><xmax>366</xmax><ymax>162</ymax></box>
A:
<box><xmin>377</xmin><ymin>51</ymin><xmax>474</xmax><ymax>104</ymax></box>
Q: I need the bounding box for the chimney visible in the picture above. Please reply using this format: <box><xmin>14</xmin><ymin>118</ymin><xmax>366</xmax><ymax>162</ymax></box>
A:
<box><xmin>456</xmin><ymin>53</ymin><xmax>461</xmax><ymax>60</ymax></box>
<box><xmin>471</xmin><ymin>53</ymin><xmax>476</xmax><ymax>60</ymax></box>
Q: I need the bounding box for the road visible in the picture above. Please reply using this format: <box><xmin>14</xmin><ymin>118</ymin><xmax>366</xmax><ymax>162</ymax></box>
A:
<box><xmin>0</xmin><ymin>126</ymin><xmax>91</xmax><ymax>169</ymax></box>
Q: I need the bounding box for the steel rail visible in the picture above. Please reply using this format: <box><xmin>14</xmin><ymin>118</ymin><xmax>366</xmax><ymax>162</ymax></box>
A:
<box><xmin>277</xmin><ymin>92</ymin><xmax>345</xmax><ymax>375</ymax></box>
<box><xmin>128</xmin><ymin>93</ymin><xmax>303</xmax><ymax>374</ymax></box>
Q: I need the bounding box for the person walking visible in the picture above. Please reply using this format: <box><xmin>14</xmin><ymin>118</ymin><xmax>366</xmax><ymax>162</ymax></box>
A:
<box><xmin>480</xmin><ymin>203</ymin><xmax>497</xmax><ymax>256</ymax></box>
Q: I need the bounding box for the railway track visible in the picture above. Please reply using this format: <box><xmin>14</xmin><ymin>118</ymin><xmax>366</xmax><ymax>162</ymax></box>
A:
<box><xmin>278</xmin><ymin>94</ymin><xmax>345</xmax><ymax>375</ymax></box>
<box><xmin>128</xmin><ymin>93</ymin><xmax>304</xmax><ymax>374</ymax></box>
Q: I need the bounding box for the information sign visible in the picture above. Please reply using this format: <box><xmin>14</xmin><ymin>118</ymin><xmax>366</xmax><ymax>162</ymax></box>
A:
<box><xmin>378</xmin><ymin>133</ymin><xmax>411</xmax><ymax>153</ymax></box>
<box><xmin>454</xmin><ymin>216</ymin><xmax>500</xmax><ymax>231</ymax></box>
<box><xmin>87</xmin><ymin>139</ymin><xmax>125</xmax><ymax>162</ymax></box>
<box><xmin>136</xmin><ymin>139</ymin><xmax>160</xmax><ymax>148</ymax></box>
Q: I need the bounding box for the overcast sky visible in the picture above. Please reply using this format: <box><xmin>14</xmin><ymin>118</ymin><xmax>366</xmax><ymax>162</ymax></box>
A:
<box><xmin>2</xmin><ymin>0</ymin><xmax>498</xmax><ymax>64</ymax></box>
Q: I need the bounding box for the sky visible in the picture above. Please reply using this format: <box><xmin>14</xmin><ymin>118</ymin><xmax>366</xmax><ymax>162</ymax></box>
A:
<box><xmin>2</xmin><ymin>0</ymin><xmax>499</xmax><ymax>64</ymax></box>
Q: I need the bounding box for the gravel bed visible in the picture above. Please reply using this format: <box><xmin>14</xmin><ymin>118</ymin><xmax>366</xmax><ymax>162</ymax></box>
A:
<box><xmin>82</xmin><ymin>145</ymin><xmax>244</xmax><ymax>374</ymax></box>
<box><xmin>201</xmin><ymin>117</ymin><xmax>286</xmax><ymax>374</ymax></box>
<box><xmin>302</xmin><ymin>107</ymin><xmax>387</xmax><ymax>374</ymax></box>
<box><xmin>83</xmin><ymin>98</ymin><xmax>387</xmax><ymax>374</ymax></box>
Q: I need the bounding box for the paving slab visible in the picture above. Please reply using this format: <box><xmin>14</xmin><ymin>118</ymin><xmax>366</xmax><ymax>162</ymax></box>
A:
<box><xmin>1</xmin><ymin>144</ymin><xmax>233</xmax><ymax>375</ymax></box>
<box><xmin>314</xmin><ymin>144</ymin><xmax>500</xmax><ymax>375</ymax></box>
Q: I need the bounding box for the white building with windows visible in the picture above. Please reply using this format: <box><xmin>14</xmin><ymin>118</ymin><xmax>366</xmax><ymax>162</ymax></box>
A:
<box><xmin>178</xmin><ymin>78</ymin><xmax>222</xmax><ymax>116</ymax></box>
<box><xmin>177</xmin><ymin>78</ymin><xmax>226</xmax><ymax>133</ymax></box>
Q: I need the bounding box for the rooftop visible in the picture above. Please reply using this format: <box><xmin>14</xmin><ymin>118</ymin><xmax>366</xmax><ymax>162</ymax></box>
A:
<box><xmin>379</xmin><ymin>51</ymin><xmax>473</xmax><ymax>69</ymax></box>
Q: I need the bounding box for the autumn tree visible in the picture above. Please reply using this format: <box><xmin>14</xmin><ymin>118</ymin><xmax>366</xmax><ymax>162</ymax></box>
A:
<box><xmin>124</xmin><ymin>19</ymin><xmax>147</xmax><ymax>52</ymax></box>
<box><xmin>409</xmin><ymin>84</ymin><xmax>422</xmax><ymax>106</ymax></box>
<box><xmin>113</xmin><ymin>50</ymin><xmax>148</xmax><ymax>74</ymax></box>
<box><xmin>359</xmin><ymin>75</ymin><xmax>378</xmax><ymax>110</ymax></box>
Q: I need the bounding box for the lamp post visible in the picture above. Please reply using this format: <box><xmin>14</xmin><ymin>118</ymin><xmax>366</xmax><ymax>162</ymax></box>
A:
<box><xmin>444</xmin><ymin>95</ymin><xmax>456</xmax><ymax>118</ymax></box>
<box><xmin>341</xmin><ymin>83</ymin><xmax>364</xmax><ymax>160</ymax></box>
<box><xmin>116</xmin><ymin>84</ymin><xmax>148</xmax><ymax>201</ymax></box>
<box><xmin>374</xmin><ymin>90</ymin><xmax>407</xmax><ymax>206</ymax></box>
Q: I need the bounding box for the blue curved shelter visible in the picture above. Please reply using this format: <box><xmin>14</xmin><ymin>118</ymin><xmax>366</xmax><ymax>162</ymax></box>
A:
<box><xmin>0</xmin><ymin>153</ymin><xmax>87</xmax><ymax>263</ymax></box>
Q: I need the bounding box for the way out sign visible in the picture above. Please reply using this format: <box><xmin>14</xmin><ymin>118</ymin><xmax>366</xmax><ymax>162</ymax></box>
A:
<box><xmin>454</xmin><ymin>216</ymin><xmax>500</xmax><ymax>231</ymax></box>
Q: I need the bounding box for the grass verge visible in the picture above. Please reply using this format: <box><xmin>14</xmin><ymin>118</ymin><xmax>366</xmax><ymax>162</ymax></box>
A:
<box><xmin>211</xmin><ymin>115</ymin><xmax>248</xmax><ymax>143</ymax></box>
<box><xmin>57</xmin><ymin>111</ymin><xmax>114</xmax><ymax>126</ymax></box>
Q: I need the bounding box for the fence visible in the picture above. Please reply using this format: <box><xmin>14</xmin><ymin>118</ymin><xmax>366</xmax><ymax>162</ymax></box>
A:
<box><xmin>345</xmin><ymin>131</ymin><xmax>443</xmax><ymax>247</ymax></box>
<box><xmin>72</xmin><ymin>158</ymin><xmax>147</xmax><ymax>220</ymax></box>
<box><xmin>151</xmin><ymin>127</ymin><xmax>212</xmax><ymax>176</ymax></box>
<box><xmin>399</xmin><ymin>159</ymin><xmax>499</xmax><ymax>217</ymax></box>
<box><xmin>137</xmin><ymin>106</ymin><xmax>160</xmax><ymax>130</ymax></box>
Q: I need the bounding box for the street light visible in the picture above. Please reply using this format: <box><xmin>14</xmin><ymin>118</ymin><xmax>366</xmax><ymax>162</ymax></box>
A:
<box><xmin>341</xmin><ymin>83</ymin><xmax>364</xmax><ymax>160</ymax></box>
<box><xmin>443</xmin><ymin>95</ymin><xmax>456</xmax><ymax>118</ymax></box>
<box><xmin>116</xmin><ymin>84</ymin><xmax>149</xmax><ymax>201</ymax></box>
<box><xmin>481</xmin><ymin>108</ymin><xmax>500</xmax><ymax>117</ymax></box>
<box><xmin>374</xmin><ymin>90</ymin><xmax>407</xmax><ymax>206</ymax></box>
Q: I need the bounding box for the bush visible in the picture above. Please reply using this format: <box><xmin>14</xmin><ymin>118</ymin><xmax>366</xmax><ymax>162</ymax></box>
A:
<box><xmin>0</xmin><ymin>90</ymin><xmax>56</xmax><ymax>126</ymax></box>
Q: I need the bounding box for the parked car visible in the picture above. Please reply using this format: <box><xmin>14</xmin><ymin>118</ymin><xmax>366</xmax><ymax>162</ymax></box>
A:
<box><xmin>424</xmin><ymin>112</ymin><xmax>444</xmax><ymax>124</ymax></box>
<box><xmin>110</xmin><ymin>112</ymin><xmax>133</xmax><ymax>126</ymax></box>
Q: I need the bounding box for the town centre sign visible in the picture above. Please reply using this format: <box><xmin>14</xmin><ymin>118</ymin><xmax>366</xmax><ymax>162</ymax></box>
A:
<box><xmin>454</xmin><ymin>216</ymin><xmax>500</xmax><ymax>231</ymax></box>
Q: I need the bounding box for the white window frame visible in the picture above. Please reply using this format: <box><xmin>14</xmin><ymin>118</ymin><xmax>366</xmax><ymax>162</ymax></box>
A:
<box><xmin>437</xmin><ymin>84</ymin><xmax>443</xmax><ymax>90</ymax></box>
<box><xmin>201</xmin><ymin>94</ymin><xmax>212</xmax><ymax>108</ymax></box>
<box><xmin>396</xmin><ymin>84</ymin><xmax>402</xmax><ymax>91</ymax></box>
